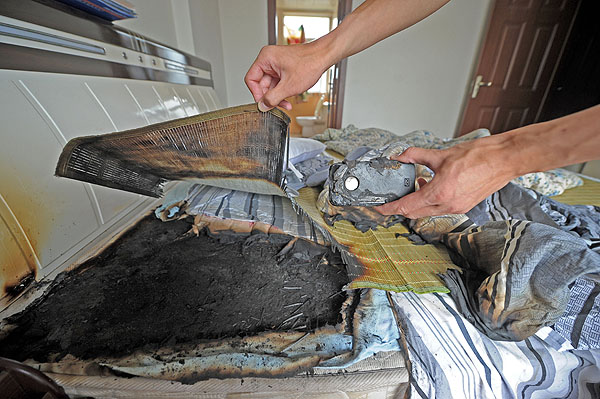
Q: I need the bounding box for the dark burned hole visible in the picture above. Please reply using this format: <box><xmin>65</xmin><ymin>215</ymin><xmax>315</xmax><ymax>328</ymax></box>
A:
<box><xmin>0</xmin><ymin>215</ymin><xmax>349</xmax><ymax>362</ymax></box>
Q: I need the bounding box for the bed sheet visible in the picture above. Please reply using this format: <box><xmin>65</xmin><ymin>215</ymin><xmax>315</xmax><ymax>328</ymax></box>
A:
<box><xmin>390</xmin><ymin>291</ymin><xmax>600</xmax><ymax>399</ymax></box>
<box><xmin>389</xmin><ymin>177</ymin><xmax>600</xmax><ymax>398</ymax></box>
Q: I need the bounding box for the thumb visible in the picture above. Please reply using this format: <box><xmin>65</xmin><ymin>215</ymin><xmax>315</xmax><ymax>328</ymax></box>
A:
<box><xmin>375</xmin><ymin>182</ymin><xmax>438</xmax><ymax>218</ymax></box>
<box><xmin>392</xmin><ymin>147</ymin><xmax>442</xmax><ymax>171</ymax></box>
<box><xmin>258</xmin><ymin>82</ymin><xmax>290</xmax><ymax>112</ymax></box>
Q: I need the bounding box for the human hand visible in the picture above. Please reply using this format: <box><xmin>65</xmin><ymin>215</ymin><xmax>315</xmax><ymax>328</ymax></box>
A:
<box><xmin>245</xmin><ymin>43</ymin><xmax>332</xmax><ymax>112</ymax></box>
<box><xmin>375</xmin><ymin>136</ymin><xmax>518</xmax><ymax>219</ymax></box>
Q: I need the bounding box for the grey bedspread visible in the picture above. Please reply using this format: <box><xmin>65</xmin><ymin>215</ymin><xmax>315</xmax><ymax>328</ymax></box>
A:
<box><xmin>412</xmin><ymin>183</ymin><xmax>600</xmax><ymax>347</ymax></box>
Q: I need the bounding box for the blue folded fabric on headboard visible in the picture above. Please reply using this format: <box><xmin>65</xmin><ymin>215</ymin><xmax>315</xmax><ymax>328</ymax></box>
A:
<box><xmin>56</xmin><ymin>0</ymin><xmax>136</xmax><ymax>21</ymax></box>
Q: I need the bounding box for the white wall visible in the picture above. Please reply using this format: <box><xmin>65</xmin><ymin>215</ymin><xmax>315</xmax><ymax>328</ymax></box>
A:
<box><xmin>117</xmin><ymin>0</ymin><xmax>492</xmax><ymax>134</ymax></box>
<box><xmin>113</xmin><ymin>0</ymin><xmax>269</xmax><ymax>108</ymax></box>
<box><xmin>188</xmin><ymin>0</ymin><xmax>228</xmax><ymax>106</ymax></box>
<box><xmin>342</xmin><ymin>0</ymin><xmax>492</xmax><ymax>138</ymax></box>
<box><xmin>115</xmin><ymin>0</ymin><xmax>179</xmax><ymax>48</ymax></box>
<box><xmin>171</xmin><ymin>0</ymin><xmax>196</xmax><ymax>55</ymax></box>
<box><xmin>115</xmin><ymin>0</ymin><xmax>228</xmax><ymax>106</ymax></box>
<box><xmin>218</xmin><ymin>0</ymin><xmax>270</xmax><ymax>106</ymax></box>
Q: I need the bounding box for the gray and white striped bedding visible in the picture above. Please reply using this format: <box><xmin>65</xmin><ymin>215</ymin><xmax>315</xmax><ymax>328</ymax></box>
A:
<box><xmin>156</xmin><ymin>182</ymin><xmax>328</xmax><ymax>244</ymax></box>
<box><xmin>554</xmin><ymin>277</ymin><xmax>600</xmax><ymax>351</ymax></box>
<box><xmin>390</xmin><ymin>291</ymin><xmax>600</xmax><ymax>398</ymax></box>
<box><xmin>398</xmin><ymin>182</ymin><xmax>600</xmax><ymax>396</ymax></box>
<box><xmin>409</xmin><ymin>182</ymin><xmax>600</xmax><ymax>347</ymax></box>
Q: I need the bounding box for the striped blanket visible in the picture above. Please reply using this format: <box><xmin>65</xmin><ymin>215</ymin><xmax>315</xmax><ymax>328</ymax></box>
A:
<box><xmin>156</xmin><ymin>182</ymin><xmax>328</xmax><ymax>244</ymax></box>
<box><xmin>390</xmin><ymin>291</ymin><xmax>600</xmax><ymax>398</ymax></box>
<box><xmin>393</xmin><ymin>181</ymin><xmax>600</xmax><ymax>397</ymax></box>
<box><xmin>155</xmin><ymin>170</ymin><xmax>600</xmax><ymax>396</ymax></box>
<box><xmin>423</xmin><ymin>183</ymin><xmax>600</xmax><ymax>343</ymax></box>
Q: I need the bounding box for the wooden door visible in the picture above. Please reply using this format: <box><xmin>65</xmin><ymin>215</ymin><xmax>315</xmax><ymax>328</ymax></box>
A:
<box><xmin>457</xmin><ymin>0</ymin><xmax>581</xmax><ymax>136</ymax></box>
<box><xmin>538</xmin><ymin>0</ymin><xmax>600</xmax><ymax>122</ymax></box>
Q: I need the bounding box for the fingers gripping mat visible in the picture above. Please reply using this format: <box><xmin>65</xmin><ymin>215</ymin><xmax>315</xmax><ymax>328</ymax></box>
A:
<box><xmin>55</xmin><ymin>104</ymin><xmax>291</xmax><ymax>197</ymax></box>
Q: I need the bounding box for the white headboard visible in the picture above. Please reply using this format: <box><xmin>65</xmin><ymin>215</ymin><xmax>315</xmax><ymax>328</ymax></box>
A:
<box><xmin>0</xmin><ymin>0</ymin><xmax>220</xmax><ymax>313</ymax></box>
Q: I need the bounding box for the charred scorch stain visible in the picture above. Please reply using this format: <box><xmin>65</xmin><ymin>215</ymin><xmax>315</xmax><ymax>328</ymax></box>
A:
<box><xmin>3</xmin><ymin>271</ymin><xmax>36</xmax><ymax>299</ymax></box>
<box><xmin>0</xmin><ymin>182</ymin><xmax>43</xmax><ymax>299</ymax></box>
<box><xmin>0</xmin><ymin>215</ymin><xmax>348</xmax><ymax>362</ymax></box>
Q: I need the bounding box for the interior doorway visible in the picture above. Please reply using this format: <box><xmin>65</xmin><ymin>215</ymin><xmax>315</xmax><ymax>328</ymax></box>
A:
<box><xmin>267</xmin><ymin>0</ymin><xmax>352</xmax><ymax>137</ymax></box>
<box><xmin>537</xmin><ymin>0</ymin><xmax>600</xmax><ymax>123</ymax></box>
<box><xmin>456</xmin><ymin>0</ymin><xmax>600</xmax><ymax>136</ymax></box>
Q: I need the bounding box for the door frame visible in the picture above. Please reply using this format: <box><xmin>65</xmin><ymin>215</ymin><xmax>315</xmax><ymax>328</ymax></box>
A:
<box><xmin>452</xmin><ymin>0</ymin><xmax>495</xmax><ymax>137</ymax></box>
<box><xmin>453</xmin><ymin>0</ymin><xmax>581</xmax><ymax>137</ymax></box>
<box><xmin>267</xmin><ymin>0</ymin><xmax>351</xmax><ymax>129</ymax></box>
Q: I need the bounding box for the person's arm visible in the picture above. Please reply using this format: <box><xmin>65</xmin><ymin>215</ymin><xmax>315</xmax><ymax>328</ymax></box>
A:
<box><xmin>245</xmin><ymin>0</ymin><xmax>450</xmax><ymax>111</ymax></box>
<box><xmin>376</xmin><ymin>105</ymin><xmax>600</xmax><ymax>219</ymax></box>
